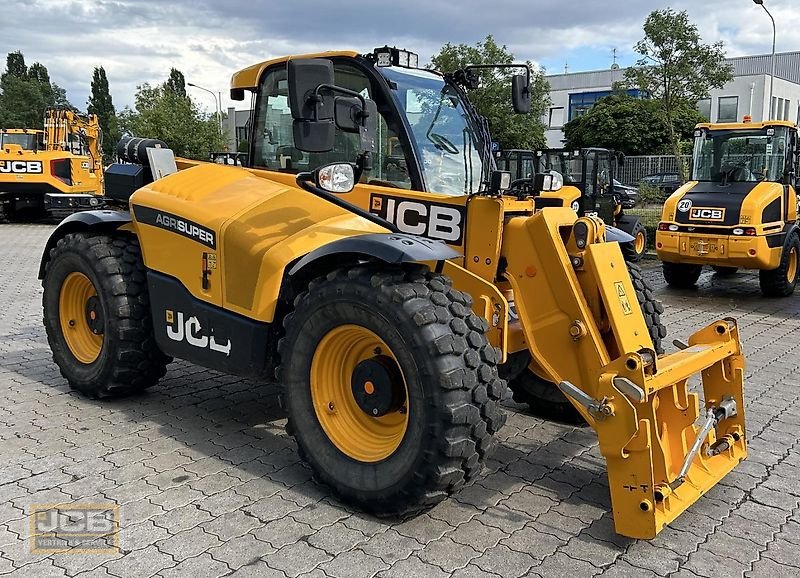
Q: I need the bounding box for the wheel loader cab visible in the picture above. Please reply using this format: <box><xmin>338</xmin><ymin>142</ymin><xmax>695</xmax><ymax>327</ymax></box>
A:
<box><xmin>656</xmin><ymin>120</ymin><xmax>800</xmax><ymax>296</ymax></box>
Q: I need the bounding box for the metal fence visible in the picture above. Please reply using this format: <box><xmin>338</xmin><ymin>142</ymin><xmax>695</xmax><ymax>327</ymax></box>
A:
<box><xmin>617</xmin><ymin>155</ymin><xmax>692</xmax><ymax>187</ymax></box>
<box><xmin>616</xmin><ymin>155</ymin><xmax>693</xmax><ymax>250</ymax></box>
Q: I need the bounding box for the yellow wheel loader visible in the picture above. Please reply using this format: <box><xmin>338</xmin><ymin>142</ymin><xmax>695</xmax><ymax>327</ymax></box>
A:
<box><xmin>657</xmin><ymin>120</ymin><xmax>800</xmax><ymax>297</ymax></box>
<box><xmin>40</xmin><ymin>48</ymin><xmax>746</xmax><ymax>539</ymax></box>
<box><xmin>0</xmin><ymin>110</ymin><xmax>104</xmax><ymax>222</ymax></box>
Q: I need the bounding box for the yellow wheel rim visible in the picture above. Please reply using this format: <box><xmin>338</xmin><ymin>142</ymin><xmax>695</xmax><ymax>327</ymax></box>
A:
<box><xmin>59</xmin><ymin>272</ymin><xmax>103</xmax><ymax>364</ymax></box>
<box><xmin>634</xmin><ymin>231</ymin><xmax>646</xmax><ymax>255</ymax></box>
<box><xmin>788</xmin><ymin>246</ymin><xmax>798</xmax><ymax>284</ymax></box>
<box><xmin>310</xmin><ymin>325</ymin><xmax>409</xmax><ymax>463</ymax></box>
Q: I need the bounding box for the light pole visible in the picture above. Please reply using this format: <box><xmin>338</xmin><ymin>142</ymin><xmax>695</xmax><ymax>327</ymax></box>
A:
<box><xmin>187</xmin><ymin>82</ymin><xmax>224</xmax><ymax>139</ymax></box>
<box><xmin>753</xmin><ymin>0</ymin><xmax>776</xmax><ymax>119</ymax></box>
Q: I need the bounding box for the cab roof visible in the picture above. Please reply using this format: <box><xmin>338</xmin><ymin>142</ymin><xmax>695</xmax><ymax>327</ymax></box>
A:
<box><xmin>1</xmin><ymin>128</ymin><xmax>44</xmax><ymax>134</ymax></box>
<box><xmin>230</xmin><ymin>50</ymin><xmax>360</xmax><ymax>91</ymax></box>
<box><xmin>696</xmin><ymin>120</ymin><xmax>798</xmax><ymax>131</ymax></box>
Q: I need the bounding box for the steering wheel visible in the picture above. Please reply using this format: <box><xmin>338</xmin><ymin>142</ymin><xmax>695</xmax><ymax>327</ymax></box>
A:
<box><xmin>428</xmin><ymin>132</ymin><xmax>460</xmax><ymax>155</ymax></box>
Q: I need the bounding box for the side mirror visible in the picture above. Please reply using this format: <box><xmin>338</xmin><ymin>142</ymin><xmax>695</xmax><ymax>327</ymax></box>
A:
<box><xmin>288</xmin><ymin>59</ymin><xmax>336</xmax><ymax>152</ymax></box>
<box><xmin>230</xmin><ymin>88</ymin><xmax>245</xmax><ymax>101</ymax></box>
<box><xmin>512</xmin><ymin>74</ymin><xmax>530</xmax><ymax>114</ymax></box>
<box><xmin>314</xmin><ymin>162</ymin><xmax>359</xmax><ymax>193</ymax></box>
<box><xmin>334</xmin><ymin>97</ymin><xmax>378</xmax><ymax>154</ymax></box>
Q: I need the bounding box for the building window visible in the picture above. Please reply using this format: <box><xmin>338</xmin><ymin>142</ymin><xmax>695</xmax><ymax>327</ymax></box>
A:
<box><xmin>548</xmin><ymin>107</ymin><xmax>564</xmax><ymax>128</ymax></box>
<box><xmin>568</xmin><ymin>89</ymin><xmax>643</xmax><ymax>121</ymax></box>
<box><xmin>697</xmin><ymin>98</ymin><xmax>711</xmax><ymax>121</ymax></box>
<box><xmin>771</xmin><ymin>96</ymin><xmax>777</xmax><ymax>120</ymax></box>
<box><xmin>717</xmin><ymin>96</ymin><xmax>738</xmax><ymax>123</ymax></box>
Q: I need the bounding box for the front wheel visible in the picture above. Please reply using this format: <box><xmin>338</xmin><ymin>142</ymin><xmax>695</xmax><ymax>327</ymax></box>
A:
<box><xmin>42</xmin><ymin>233</ymin><xmax>170</xmax><ymax>398</ymax></box>
<box><xmin>620</xmin><ymin>220</ymin><xmax>648</xmax><ymax>263</ymax></box>
<box><xmin>278</xmin><ymin>266</ymin><xmax>507</xmax><ymax>516</ymax></box>
<box><xmin>663</xmin><ymin>261</ymin><xmax>703</xmax><ymax>289</ymax></box>
<box><xmin>509</xmin><ymin>262</ymin><xmax>666</xmax><ymax>423</ymax></box>
<box><xmin>759</xmin><ymin>232</ymin><xmax>800</xmax><ymax>297</ymax></box>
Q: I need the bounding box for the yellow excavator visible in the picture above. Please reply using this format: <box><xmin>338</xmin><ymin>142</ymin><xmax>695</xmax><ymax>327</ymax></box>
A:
<box><xmin>40</xmin><ymin>48</ymin><xmax>746</xmax><ymax>539</ymax></box>
<box><xmin>0</xmin><ymin>109</ymin><xmax>104</xmax><ymax>221</ymax></box>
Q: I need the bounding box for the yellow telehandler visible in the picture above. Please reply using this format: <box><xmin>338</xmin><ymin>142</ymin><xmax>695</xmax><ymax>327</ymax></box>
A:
<box><xmin>39</xmin><ymin>48</ymin><xmax>746</xmax><ymax>539</ymax></box>
<box><xmin>0</xmin><ymin>110</ymin><xmax>104</xmax><ymax>221</ymax></box>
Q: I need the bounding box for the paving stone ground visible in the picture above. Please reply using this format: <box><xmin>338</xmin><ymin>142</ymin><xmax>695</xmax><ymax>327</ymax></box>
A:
<box><xmin>1</xmin><ymin>223</ymin><xmax>799</xmax><ymax>578</ymax></box>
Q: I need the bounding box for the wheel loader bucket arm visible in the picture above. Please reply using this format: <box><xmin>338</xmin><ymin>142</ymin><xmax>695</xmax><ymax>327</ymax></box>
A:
<box><xmin>503</xmin><ymin>208</ymin><xmax>747</xmax><ymax>539</ymax></box>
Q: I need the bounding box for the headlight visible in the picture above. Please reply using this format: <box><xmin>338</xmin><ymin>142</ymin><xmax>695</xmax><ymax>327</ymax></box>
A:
<box><xmin>315</xmin><ymin>163</ymin><xmax>355</xmax><ymax>193</ymax></box>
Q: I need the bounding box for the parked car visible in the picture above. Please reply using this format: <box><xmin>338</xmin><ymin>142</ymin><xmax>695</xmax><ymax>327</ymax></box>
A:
<box><xmin>612</xmin><ymin>179</ymin><xmax>638</xmax><ymax>209</ymax></box>
<box><xmin>640</xmin><ymin>172</ymin><xmax>682</xmax><ymax>198</ymax></box>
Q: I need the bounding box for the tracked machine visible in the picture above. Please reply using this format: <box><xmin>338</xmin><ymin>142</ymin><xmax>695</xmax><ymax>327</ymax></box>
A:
<box><xmin>40</xmin><ymin>48</ymin><xmax>746</xmax><ymax>539</ymax></box>
<box><xmin>657</xmin><ymin>119</ymin><xmax>799</xmax><ymax>296</ymax></box>
<box><xmin>0</xmin><ymin>110</ymin><xmax>104</xmax><ymax>221</ymax></box>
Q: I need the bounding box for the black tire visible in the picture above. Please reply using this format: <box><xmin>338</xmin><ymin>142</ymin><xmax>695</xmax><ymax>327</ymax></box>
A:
<box><xmin>759</xmin><ymin>232</ymin><xmax>800</xmax><ymax>297</ymax></box>
<box><xmin>509</xmin><ymin>262</ymin><xmax>666</xmax><ymax>423</ymax></box>
<box><xmin>42</xmin><ymin>233</ymin><xmax>170</xmax><ymax>398</ymax></box>
<box><xmin>620</xmin><ymin>219</ymin><xmax>647</xmax><ymax>263</ymax></box>
<box><xmin>712</xmin><ymin>266</ymin><xmax>738</xmax><ymax>276</ymax></box>
<box><xmin>277</xmin><ymin>265</ymin><xmax>507</xmax><ymax>517</ymax></box>
<box><xmin>663</xmin><ymin>261</ymin><xmax>703</xmax><ymax>289</ymax></box>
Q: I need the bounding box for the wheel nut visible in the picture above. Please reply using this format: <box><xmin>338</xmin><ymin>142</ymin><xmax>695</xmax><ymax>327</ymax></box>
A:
<box><xmin>328</xmin><ymin>402</ymin><xmax>335</xmax><ymax>412</ymax></box>
<box><xmin>68</xmin><ymin>320</ymin><xmax>76</xmax><ymax>327</ymax></box>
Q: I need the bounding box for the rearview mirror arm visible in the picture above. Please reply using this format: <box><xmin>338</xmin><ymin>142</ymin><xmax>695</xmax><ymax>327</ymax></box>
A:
<box><xmin>295</xmin><ymin>173</ymin><xmax>400</xmax><ymax>234</ymax></box>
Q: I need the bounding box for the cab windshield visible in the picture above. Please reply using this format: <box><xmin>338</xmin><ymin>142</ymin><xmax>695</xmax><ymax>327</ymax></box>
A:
<box><xmin>691</xmin><ymin>126</ymin><xmax>789</xmax><ymax>183</ymax></box>
<box><xmin>380</xmin><ymin>67</ymin><xmax>483</xmax><ymax>196</ymax></box>
<box><xmin>1</xmin><ymin>133</ymin><xmax>38</xmax><ymax>150</ymax></box>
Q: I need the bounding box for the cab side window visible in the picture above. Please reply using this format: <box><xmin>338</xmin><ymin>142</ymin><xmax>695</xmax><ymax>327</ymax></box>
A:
<box><xmin>252</xmin><ymin>62</ymin><xmax>413</xmax><ymax>189</ymax></box>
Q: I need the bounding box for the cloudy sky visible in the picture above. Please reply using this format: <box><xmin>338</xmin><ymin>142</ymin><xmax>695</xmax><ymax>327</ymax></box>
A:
<box><xmin>3</xmin><ymin>0</ymin><xmax>798</xmax><ymax>114</ymax></box>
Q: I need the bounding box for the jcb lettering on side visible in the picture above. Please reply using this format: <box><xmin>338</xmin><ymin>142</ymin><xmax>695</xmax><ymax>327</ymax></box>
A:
<box><xmin>369</xmin><ymin>193</ymin><xmax>466</xmax><ymax>244</ymax></box>
<box><xmin>0</xmin><ymin>160</ymin><xmax>43</xmax><ymax>174</ymax></box>
<box><xmin>689</xmin><ymin>207</ymin><xmax>726</xmax><ymax>222</ymax></box>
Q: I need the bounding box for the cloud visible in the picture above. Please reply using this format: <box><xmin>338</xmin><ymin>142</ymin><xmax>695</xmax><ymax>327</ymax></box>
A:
<box><xmin>2</xmin><ymin>0</ymin><xmax>796</xmax><ymax>113</ymax></box>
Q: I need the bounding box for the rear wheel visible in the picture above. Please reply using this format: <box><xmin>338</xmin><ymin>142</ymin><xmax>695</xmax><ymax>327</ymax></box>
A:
<box><xmin>712</xmin><ymin>266</ymin><xmax>738</xmax><ymax>276</ymax></box>
<box><xmin>278</xmin><ymin>266</ymin><xmax>507</xmax><ymax>516</ymax></box>
<box><xmin>509</xmin><ymin>263</ymin><xmax>666</xmax><ymax>424</ymax></box>
<box><xmin>663</xmin><ymin>262</ymin><xmax>703</xmax><ymax>289</ymax></box>
<box><xmin>759</xmin><ymin>232</ymin><xmax>800</xmax><ymax>297</ymax></box>
<box><xmin>42</xmin><ymin>233</ymin><xmax>170</xmax><ymax>398</ymax></box>
<box><xmin>620</xmin><ymin>220</ymin><xmax>647</xmax><ymax>263</ymax></box>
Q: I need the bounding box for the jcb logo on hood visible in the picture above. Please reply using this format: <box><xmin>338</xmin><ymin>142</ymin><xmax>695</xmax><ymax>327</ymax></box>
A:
<box><xmin>369</xmin><ymin>194</ymin><xmax>466</xmax><ymax>244</ymax></box>
<box><xmin>0</xmin><ymin>160</ymin><xmax>43</xmax><ymax>174</ymax></box>
<box><xmin>689</xmin><ymin>207</ymin><xmax>726</xmax><ymax>222</ymax></box>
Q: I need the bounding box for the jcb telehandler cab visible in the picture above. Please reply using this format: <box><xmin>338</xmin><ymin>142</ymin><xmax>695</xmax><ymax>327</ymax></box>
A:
<box><xmin>657</xmin><ymin>120</ymin><xmax>800</xmax><ymax>296</ymax></box>
<box><xmin>40</xmin><ymin>48</ymin><xmax>746</xmax><ymax>539</ymax></box>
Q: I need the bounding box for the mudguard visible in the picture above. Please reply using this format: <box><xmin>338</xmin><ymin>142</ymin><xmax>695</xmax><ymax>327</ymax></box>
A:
<box><xmin>288</xmin><ymin>233</ymin><xmax>461</xmax><ymax>277</ymax></box>
<box><xmin>605</xmin><ymin>224</ymin><xmax>635</xmax><ymax>244</ymax></box>
<box><xmin>38</xmin><ymin>210</ymin><xmax>132</xmax><ymax>278</ymax></box>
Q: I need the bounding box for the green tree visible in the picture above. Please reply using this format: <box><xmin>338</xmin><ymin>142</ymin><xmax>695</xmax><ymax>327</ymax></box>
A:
<box><xmin>165</xmin><ymin>68</ymin><xmax>187</xmax><ymax>98</ymax></box>
<box><xmin>429</xmin><ymin>35</ymin><xmax>550</xmax><ymax>150</ymax></box>
<box><xmin>4</xmin><ymin>51</ymin><xmax>27</xmax><ymax>79</ymax></box>
<box><xmin>563</xmin><ymin>94</ymin><xmax>703</xmax><ymax>156</ymax></box>
<box><xmin>87</xmin><ymin>66</ymin><xmax>119</xmax><ymax>160</ymax></box>
<box><xmin>118</xmin><ymin>80</ymin><xmax>224</xmax><ymax>159</ymax></box>
<box><xmin>625</xmin><ymin>9</ymin><xmax>733</xmax><ymax>178</ymax></box>
<box><xmin>0</xmin><ymin>52</ymin><xmax>72</xmax><ymax>129</ymax></box>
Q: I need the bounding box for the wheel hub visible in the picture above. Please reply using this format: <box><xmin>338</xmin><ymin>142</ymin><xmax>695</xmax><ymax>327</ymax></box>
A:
<box><xmin>84</xmin><ymin>296</ymin><xmax>105</xmax><ymax>335</ymax></box>
<box><xmin>351</xmin><ymin>355</ymin><xmax>406</xmax><ymax>417</ymax></box>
